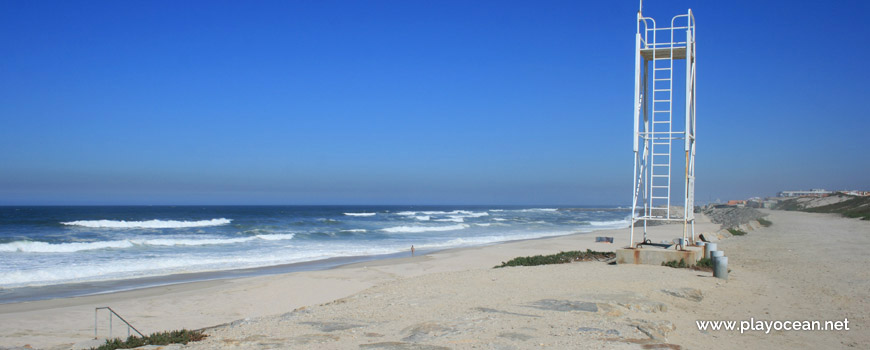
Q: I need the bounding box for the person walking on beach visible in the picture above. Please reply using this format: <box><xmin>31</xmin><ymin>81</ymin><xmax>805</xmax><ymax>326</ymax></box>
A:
<box><xmin>411</xmin><ymin>245</ymin><xmax>415</xmax><ymax>256</ymax></box>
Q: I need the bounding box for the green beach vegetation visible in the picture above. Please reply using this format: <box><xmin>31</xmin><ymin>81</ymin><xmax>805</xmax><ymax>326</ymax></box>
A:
<box><xmin>661</xmin><ymin>258</ymin><xmax>689</xmax><ymax>269</ymax></box>
<box><xmin>90</xmin><ymin>329</ymin><xmax>206</xmax><ymax>350</ymax></box>
<box><xmin>494</xmin><ymin>249</ymin><xmax>615</xmax><ymax>268</ymax></box>
<box><xmin>662</xmin><ymin>257</ymin><xmax>713</xmax><ymax>272</ymax></box>
<box><xmin>728</xmin><ymin>228</ymin><xmax>747</xmax><ymax>236</ymax></box>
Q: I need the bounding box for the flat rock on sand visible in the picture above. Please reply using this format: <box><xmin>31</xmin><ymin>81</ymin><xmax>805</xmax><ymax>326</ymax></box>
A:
<box><xmin>661</xmin><ymin>288</ymin><xmax>704</xmax><ymax>302</ymax></box>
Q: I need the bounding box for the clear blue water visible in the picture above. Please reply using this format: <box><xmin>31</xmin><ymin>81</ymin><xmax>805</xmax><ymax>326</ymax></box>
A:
<box><xmin>0</xmin><ymin>206</ymin><xmax>629</xmax><ymax>293</ymax></box>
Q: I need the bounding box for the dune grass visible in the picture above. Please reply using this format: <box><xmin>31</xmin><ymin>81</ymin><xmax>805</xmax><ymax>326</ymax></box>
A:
<box><xmin>494</xmin><ymin>249</ymin><xmax>615</xmax><ymax>268</ymax></box>
<box><xmin>90</xmin><ymin>329</ymin><xmax>206</xmax><ymax>350</ymax></box>
<box><xmin>662</xmin><ymin>257</ymin><xmax>713</xmax><ymax>272</ymax></box>
<box><xmin>728</xmin><ymin>228</ymin><xmax>747</xmax><ymax>236</ymax></box>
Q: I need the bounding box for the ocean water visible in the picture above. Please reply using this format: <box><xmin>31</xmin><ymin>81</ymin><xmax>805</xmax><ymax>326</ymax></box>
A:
<box><xmin>0</xmin><ymin>206</ymin><xmax>629</xmax><ymax>299</ymax></box>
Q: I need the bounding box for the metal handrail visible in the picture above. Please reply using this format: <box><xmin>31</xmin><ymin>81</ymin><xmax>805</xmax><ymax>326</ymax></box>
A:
<box><xmin>640</xmin><ymin>12</ymin><xmax>694</xmax><ymax>50</ymax></box>
<box><xmin>95</xmin><ymin>307</ymin><xmax>144</xmax><ymax>340</ymax></box>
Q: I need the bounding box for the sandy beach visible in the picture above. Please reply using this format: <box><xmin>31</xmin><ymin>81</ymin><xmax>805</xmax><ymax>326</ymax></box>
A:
<box><xmin>1</xmin><ymin>209</ymin><xmax>867</xmax><ymax>349</ymax></box>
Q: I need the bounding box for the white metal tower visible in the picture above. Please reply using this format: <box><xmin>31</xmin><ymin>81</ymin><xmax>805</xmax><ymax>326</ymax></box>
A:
<box><xmin>629</xmin><ymin>4</ymin><xmax>696</xmax><ymax>247</ymax></box>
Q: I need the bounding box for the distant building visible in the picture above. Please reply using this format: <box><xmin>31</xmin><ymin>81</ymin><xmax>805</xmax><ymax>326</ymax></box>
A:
<box><xmin>727</xmin><ymin>200</ymin><xmax>746</xmax><ymax>206</ymax></box>
<box><xmin>777</xmin><ymin>189</ymin><xmax>832</xmax><ymax>198</ymax></box>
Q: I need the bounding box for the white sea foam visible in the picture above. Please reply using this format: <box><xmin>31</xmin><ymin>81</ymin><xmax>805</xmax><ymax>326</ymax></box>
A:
<box><xmin>0</xmin><ymin>240</ymin><xmax>135</xmax><ymax>253</ymax></box>
<box><xmin>414</xmin><ymin>216</ymin><xmax>430</xmax><ymax>221</ymax></box>
<box><xmin>395</xmin><ymin>210</ymin><xmax>487</xmax><ymax>218</ymax></box>
<box><xmin>0</xmin><ymin>254</ymin><xmax>291</xmax><ymax>287</ymax></box>
<box><xmin>493</xmin><ymin>218</ymin><xmax>507</xmax><ymax>221</ymax></box>
<box><xmin>344</xmin><ymin>212</ymin><xmax>376</xmax><ymax>217</ymax></box>
<box><xmin>415</xmin><ymin>237</ymin><xmax>501</xmax><ymax>249</ymax></box>
<box><xmin>589</xmin><ymin>219</ymin><xmax>631</xmax><ymax>227</ymax></box>
<box><xmin>434</xmin><ymin>216</ymin><xmax>465</xmax><ymax>223</ymax></box>
<box><xmin>136</xmin><ymin>237</ymin><xmax>256</xmax><ymax>246</ymax></box>
<box><xmin>416</xmin><ymin>230</ymin><xmax>575</xmax><ymax>250</ymax></box>
<box><xmin>140</xmin><ymin>234</ymin><xmax>296</xmax><ymax>246</ymax></box>
<box><xmin>433</xmin><ymin>210</ymin><xmax>488</xmax><ymax>217</ymax></box>
<box><xmin>341</xmin><ymin>229</ymin><xmax>367</xmax><ymax>233</ymax></box>
<box><xmin>475</xmin><ymin>223</ymin><xmax>492</xmax><ymax>227</ymax></box>
<box><xmin>0</xmin><ymin>234</ymin><xmax>296</xmax><ymax>253</ymax></box>
<box><xmin>381</xmin><ymin>224</ymin><xmax>469</xmax><ymax>233</ymax></box>
<box><xmin>253</xmin><ymin>233</ymin><xmax>297</xmax><ymax>241</ymax></box>
<box><xmin>518</xmin><ymin>208</ymin><xmax>558</xmax><ymax>212</ymax></box>
<box><xmin>61</xmin><ymin>218</ymin><xmax>232</xmax><ymax>229</ymax></box>
<box><xmin>0</xmin><ymin>243</ymin><xmax>408</xmax><ymax>287</ymax></box>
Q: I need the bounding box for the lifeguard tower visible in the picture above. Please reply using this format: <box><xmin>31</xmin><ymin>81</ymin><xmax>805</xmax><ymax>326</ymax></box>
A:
<box><xmin>628</xmin><ymin>3</ymin><xmax>696</xmax><ymax>248</ymax></box>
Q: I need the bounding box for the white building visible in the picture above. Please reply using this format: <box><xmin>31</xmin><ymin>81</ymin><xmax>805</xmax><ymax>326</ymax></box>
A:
<box><xmin>777</xmin><ymin>189</ymin><xmax>832</xmax><ymax>197</ymax></box>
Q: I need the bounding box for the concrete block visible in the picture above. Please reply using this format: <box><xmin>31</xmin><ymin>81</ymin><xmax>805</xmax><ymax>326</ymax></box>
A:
<box><xmin>616</xmin><ymin>246</ymin><xmax>702</xmax><ymax>266</ymax></box>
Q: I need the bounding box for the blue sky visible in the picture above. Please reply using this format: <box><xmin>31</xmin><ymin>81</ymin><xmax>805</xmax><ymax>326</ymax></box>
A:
<box><xmin>1</xmin><ymin>0</ymin><xmax>868</xmax><ymax>205</ymax></box>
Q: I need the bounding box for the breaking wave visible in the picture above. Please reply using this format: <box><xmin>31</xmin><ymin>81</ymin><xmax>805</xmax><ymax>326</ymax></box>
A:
<box><xmin>396</xmin><ymin>210</ymin><xmax>487</xmax><ymax>217</ymax></box>
<box><xmin>0</xmin><ymin>234</ymin><xmax>295</xmax><ymax>253</ymax></box>
<box><xmin>434</xmin><ymin>216</ymin><xmax>465</xmax><ymax>223</ymax></box>
<box><xmin>0</xmin><ymin>240</ymin><xmax>135</xmax><ymax>253</ymax></box>
<box><xmin>61</xmin><ymin>218</ymin><xmax>232</xmax><ymax>229</ymax></box>
<box><xmin>253</xmin><ymin>233</ymin><xmax>297</xmax><ymax>241</ymax></box>
<box><xmin>381</xmin><ymin>224</ymin><xmax>469</xmax><ymax>233</ymax></box>
<box><xmin>344</xmin><ymin>212</ymin><xmax>376</xmax><ymax>217</ymax></box>
<box><xmin>517</xmin><ymin>208</ymin><xmax>558</xmax><ymax>212</ymax></box>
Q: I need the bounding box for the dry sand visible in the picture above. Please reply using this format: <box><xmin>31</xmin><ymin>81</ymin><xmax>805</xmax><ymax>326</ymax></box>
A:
<box><xmin>1</xmin><ymin>210</ymin><xmax>867</xmax><ymax>349</ymax></box>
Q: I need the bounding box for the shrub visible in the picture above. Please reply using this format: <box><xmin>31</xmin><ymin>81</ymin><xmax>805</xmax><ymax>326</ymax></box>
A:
<box><xmin>91</xmin><ymin>329</ymin><xmax>207</xmax><ymax>350</ymax></box>
<box><xmin>494</xmin><ymin>249</ymin><xmax>615</xmax><ymax>268</ymax></box>
<box><xmin>662</xmin><ymin>257</ymin><xmax>713</xmax><ymax>272</ymax></box>
<box><xmin>661</xmin><ymin>258</ymin><xmax>688</xmax><ymax>268</ymax></box>
<box><xmin>757</xmin><ymin>218</ymin><xmax>772</xmax><ymax>227</ymax></box>
<box><xmin>728</xmin><ymin>228</ymin><xmax>747</xmax><ymax>236</ymax></box>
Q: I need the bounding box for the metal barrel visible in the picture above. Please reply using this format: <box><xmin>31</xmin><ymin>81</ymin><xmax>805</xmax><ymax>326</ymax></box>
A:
<box><xmin>713</xmin><ymin>256</ymin><xmax>728</xmax><ymax>280</ymax></box>
<box><xmin>704</xmin><ymin>242</ymin><xmax>717</xmax><ymax>259</ymax></box>
<box><xmin>710</xmin><ymin>250</ymin><xmax>724</xmax><ymax>276</ymax></box>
